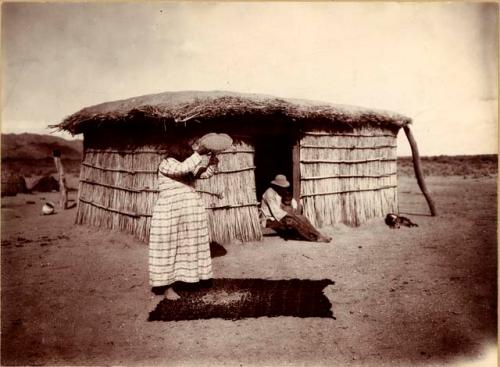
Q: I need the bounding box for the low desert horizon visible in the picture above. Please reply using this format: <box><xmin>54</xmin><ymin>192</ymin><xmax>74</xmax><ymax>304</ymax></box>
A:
<box><xmin>1</xmin><ymin>131</ymin><xmax>497</xmax><ymax>157</ymax></box>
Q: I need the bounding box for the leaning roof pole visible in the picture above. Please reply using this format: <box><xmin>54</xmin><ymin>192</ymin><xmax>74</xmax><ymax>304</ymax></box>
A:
<box><xmin>403</xmin><ymin>125</ymin><xmax>437</xmax><ymax>216</ymax></box>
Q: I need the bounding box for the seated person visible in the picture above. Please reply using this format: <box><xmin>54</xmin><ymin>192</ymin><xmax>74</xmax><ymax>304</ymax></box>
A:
<box><xmin>260</xmin><ymin>174</ymin><xmax>332</xmax><ymax>243</ymax></box>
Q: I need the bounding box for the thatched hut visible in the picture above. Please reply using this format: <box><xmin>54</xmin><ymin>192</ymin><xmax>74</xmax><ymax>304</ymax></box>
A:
<box><xmin>26</xmin><ymin>175</ymin><xmax>60</xmax><ymax>192</ymax></box>
<box><xmin>55</xmin><ymin>91</ymin><xmax>434</xmax><ymax>244</ymax></box>
<box><xmin>1</xmin><ymin>171</ymin><xmax>27</xmax><ymax>197</ymax></box>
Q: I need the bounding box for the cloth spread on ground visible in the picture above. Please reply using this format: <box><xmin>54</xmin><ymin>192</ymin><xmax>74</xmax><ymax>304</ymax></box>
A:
<box><xmin>148</xmin><ymin>152</ymin><xmax>216</xmax><ymax>287</ymax></box>
<box><xmin>148</xmin><ymin>278</ymin><xmax>335</xmax><ymax>321</ymax></box>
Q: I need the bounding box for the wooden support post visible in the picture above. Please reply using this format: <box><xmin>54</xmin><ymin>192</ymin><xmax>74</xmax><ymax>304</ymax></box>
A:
<box><xmin>53</xmin><ymin>149</ymin><xmax>68</xmax><ymax>210</ymax></box>
<box><xmin>403</xmin><ymin>125</ymin><xmax>437</xmax><ymax>216</ymax></box>
<box><xmin>292</xmin><ymin>142</ymin><xmax>301</xmax><ymax>203</ymax></box>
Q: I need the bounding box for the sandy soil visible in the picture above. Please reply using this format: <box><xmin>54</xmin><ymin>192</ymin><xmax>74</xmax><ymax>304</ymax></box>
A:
<box><xmin>1</xmin><ymin>175</ymin><xmax>497</xmax><ymax>366</ymax></box>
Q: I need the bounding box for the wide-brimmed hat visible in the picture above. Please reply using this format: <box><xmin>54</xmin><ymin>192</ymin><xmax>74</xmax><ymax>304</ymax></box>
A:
<box><xmin>198</xmin><ymin>133</ymin><xmax>233</xmax><ymax>153</ymax></box>
<box><xmin>271</xmin><ymin>174</ymin><xmax>290</xmax><ymax>188</ymax></box>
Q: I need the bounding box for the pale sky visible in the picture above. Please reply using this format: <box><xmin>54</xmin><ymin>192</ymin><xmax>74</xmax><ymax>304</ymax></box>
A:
<box><xmin>2</xmin><ymin>2</ymin><xmax>498</xmax><ymax>156</ymax></box>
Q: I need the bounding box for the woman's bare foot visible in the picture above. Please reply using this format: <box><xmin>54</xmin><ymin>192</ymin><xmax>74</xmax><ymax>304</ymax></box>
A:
<box><xmin>165</xmin><ymin>287</ymin><xmax>181</xmax><ymax>300</ymax></box>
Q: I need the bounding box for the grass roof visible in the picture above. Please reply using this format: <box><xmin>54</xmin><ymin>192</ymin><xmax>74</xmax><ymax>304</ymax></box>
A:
<box><xmin>54</xmin><ymin>90</ymin><xmax>411</xmax><ymax>135</ymax></box>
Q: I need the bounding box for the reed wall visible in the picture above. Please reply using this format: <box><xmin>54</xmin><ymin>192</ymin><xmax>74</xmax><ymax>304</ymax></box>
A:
<box><xmin>76</xmin><ymin>125</ymin><xmax>399</xmax><ymax>241</ymax></box>
<box><xmin>76</xmin><ymin>142</ymin><xmax>262</xmax><ymax>244</ymax></box>
<box><xmin>300</xmin><ymin>127</ymin><xmax>398</xmax><ymax>227</ymax></box>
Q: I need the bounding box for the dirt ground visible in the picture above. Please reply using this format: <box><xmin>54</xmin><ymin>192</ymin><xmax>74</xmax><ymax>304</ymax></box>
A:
<box><xmin>1</xmin><ymin>175</ymin><xmax>497</xmax><ymax>366</ymax></box>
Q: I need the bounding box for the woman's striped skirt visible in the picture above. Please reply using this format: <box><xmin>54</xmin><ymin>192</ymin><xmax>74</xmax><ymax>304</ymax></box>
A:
<box><xmin>149</xmin><ymin>184</ymin><xmax>212</xmax><ymax>287</ymax></box>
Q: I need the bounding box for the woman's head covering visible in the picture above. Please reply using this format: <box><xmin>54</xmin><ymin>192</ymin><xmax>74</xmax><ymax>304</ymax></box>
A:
<box><xmin>271</xmin><ymin>174</ymin><xmax>290</xmax><ymax>188</ymax></box>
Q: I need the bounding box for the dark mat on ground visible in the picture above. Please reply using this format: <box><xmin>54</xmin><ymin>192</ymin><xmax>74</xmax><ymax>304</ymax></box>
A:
<box><xmin>210</xmin><ymin>241</ymin><xmax>227</xmax><ymax>258</ymax></box>
<box><xmin>148</xmin><ymin>278</ymin><xmax>335</xmax><ymax>321</ymax></box>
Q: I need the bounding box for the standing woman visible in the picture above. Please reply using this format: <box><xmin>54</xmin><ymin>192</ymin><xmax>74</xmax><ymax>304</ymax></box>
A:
<box><xmin>149</xmin><ymin>134</ymin><xmax>228</xmax><ymax>300</ymax></box>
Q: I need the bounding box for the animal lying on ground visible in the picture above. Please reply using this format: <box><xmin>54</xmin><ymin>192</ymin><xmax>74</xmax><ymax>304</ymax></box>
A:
<box><xmin>385</xmin><ymin>213</ymin><xmax>418</xmax><ymax>229</ymax></box>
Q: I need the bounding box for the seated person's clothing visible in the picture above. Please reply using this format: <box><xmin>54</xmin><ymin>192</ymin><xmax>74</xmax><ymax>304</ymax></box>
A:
<box><xmin>261</xmin><ymin>187</ymin><xmax>290</xmax><ymax>222</ymax></box>
<box><xmin>260</xmin><ymin>187</ymin><xmax>326</xmax><ymax>242</ymax></box>
<box><xmin>281</xmin><ymin>193</ymin><xmax>301</xmax><ymax>215</ymax></box>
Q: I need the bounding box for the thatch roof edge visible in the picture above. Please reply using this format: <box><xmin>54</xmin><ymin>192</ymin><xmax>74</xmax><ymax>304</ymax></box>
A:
<box><xmin>53</xmin><ymin>91</ymin><xmax>412</xmax><ymax>135</ymax></box>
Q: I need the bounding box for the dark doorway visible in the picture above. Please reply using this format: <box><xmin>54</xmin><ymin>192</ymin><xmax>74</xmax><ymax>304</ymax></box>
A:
<box><xmin>254</xmin><ymin>135</ymin><xmax>294</xmax><ymax>201</ymax></box>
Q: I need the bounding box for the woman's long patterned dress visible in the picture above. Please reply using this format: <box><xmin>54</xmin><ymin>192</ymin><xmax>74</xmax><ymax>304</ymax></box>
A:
<box><xmin>148</xmin><ymin>152</ymin><xmax>215</xmax><ymax>287</ymax></box>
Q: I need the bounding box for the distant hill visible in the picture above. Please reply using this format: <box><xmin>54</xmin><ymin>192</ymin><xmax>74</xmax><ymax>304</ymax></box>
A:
<box><xmin>1</xmin><ymin>133</ymin><xmax>83</xmax><ymax>176</ymax></box>
<box><xmin>1</xmin><ymin>133</ymin><xmax>83</xmax><ymax>160</ymax></box>
<box><xmin>398</xmin><ymin>155</ymin><xmax>497</xmax><ymax>177</ymax></box>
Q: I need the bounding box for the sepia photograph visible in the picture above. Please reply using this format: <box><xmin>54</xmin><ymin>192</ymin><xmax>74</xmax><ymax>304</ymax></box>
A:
<box><xmin>1</xmin><ymin>2</ymin><xmax>498</xmax><ymax>366</ymax></box>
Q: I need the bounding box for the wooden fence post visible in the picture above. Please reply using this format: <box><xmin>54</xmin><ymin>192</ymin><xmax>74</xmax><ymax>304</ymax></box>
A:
<box><xmin>53</xmin><ymin>149</ymin><xmax>68</xmax><ymax>210</ymax></box>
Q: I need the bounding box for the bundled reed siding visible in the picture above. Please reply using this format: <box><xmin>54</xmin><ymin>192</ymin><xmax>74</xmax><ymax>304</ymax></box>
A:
<box><xmin>300</xmin><ymin>127</ymin><xmax>398</xmax><ymax>227</ymax></box>
<box><xmin>76</xmin><ymin>148</ymin><xmax>161</xmax><ymax>241</ymax></box>
<box><xmin>76</xmin><ymin>142</ymin><xmax>261</xmax><ymax>244</ymax></box>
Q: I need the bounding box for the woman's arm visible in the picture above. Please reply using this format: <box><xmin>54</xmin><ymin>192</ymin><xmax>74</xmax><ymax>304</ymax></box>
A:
<box><xmin>196</xmin><ymin>155</ymin><xmax>219</xmax><ymax>179</ymax></box>
<box><xmin>198</xmin><ymin>164</ymin><xmax>218</xmax><ymax>179</ymax></box>
<box><xmin>158</xmin><ymin>152</ymin><xmax>202</xmax><ymax>178</ymax></box>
